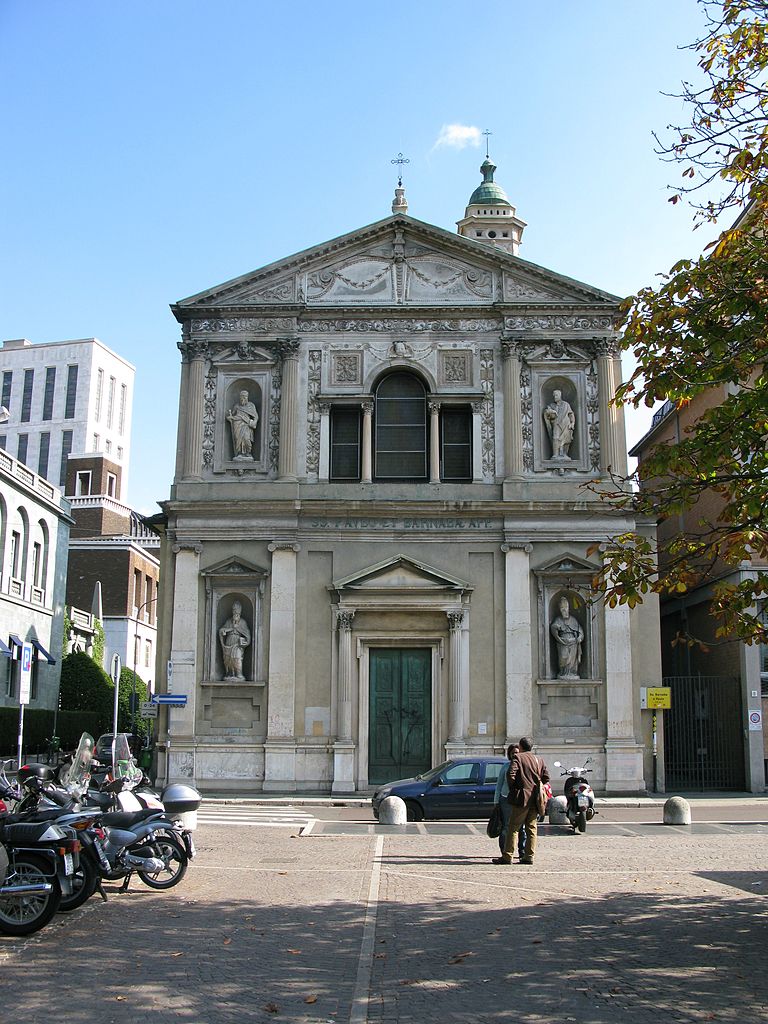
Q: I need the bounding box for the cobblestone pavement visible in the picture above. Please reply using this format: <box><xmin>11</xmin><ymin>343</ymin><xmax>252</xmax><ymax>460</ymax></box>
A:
<box><xmin>1</xmin><ymin>820</ymin><xmax>767</xmax><ymax>1023</ymax></box>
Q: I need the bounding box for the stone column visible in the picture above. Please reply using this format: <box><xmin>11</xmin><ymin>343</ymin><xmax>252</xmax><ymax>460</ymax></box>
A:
<box><xmin>166</xmin><ymin>541</ymin><xmax>202</xmax><ymax>782</ymax></box>
<box><xmin>332</xmin><ymin>609</ymin><xmax>356</xmax><ymax>793</ymax></box>
<box><xmin>597</xmin><ymin>338</ymin><xmax>628</xmax><ymax>477</ymax></box>
<box><xmin>502</xmin><ymin>543</ymin><xmax>534</xmax><ymax>742</ymax></box>
<box><xmin>361</xmin><ymin>401</ymin><xmax>373</xmax><ymax>483</ymax></box>
<box><xmin>264</xmin><ymin>542</ymin><xmax>300</xmax><ymax>790</ymax></box>
<box><xmin>604</xmin><ymin>596</ymin><xmax>643</xmax><ymax>792</ymax></box>
<box><xmin>446</xmin><ymin>609</ymin><xmax>466</xmax><ymax>744</ymax></box>
<box><xmin>278</xmin><ymin>339</ymin><xmax>300</xmax><ymax>481</ymax></box>
<box><xmin>501</xmin><ymin>340</ymin><xmax>524</xmax><ymax>477</ymax></box>
<box><xmin>318</xmin><ymin>403</ymin><xmax>330</xmax><ymax>481</ymax></box>
<box><xmin>429</xmin><ymin>400</ymin><xmax>441</xmax><ymax>483</ymax></box>
<box><xmin>181</xmin><ymin>343</ymin><xmax>206</xmax><ymax>481</ymax></box>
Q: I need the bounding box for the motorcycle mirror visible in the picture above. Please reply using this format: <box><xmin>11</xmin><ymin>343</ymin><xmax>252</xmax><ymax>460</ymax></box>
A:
<box><xmin>553</xmin><ymin>761</ymin><xmax>562</xmax><ymax>768</ymax></box>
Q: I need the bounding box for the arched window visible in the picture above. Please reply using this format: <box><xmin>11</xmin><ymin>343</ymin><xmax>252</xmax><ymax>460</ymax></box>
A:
<box><xmin>374</xmin><ymin>373</ymin><xmax>427</xmax><ymax>481</ymax></box>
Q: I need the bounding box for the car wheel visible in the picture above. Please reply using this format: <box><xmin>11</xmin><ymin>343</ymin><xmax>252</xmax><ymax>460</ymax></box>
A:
<box><xmin>404</xmin><ymin>800</ymin><xmax>424</xmax><ymax>822</ymax></box>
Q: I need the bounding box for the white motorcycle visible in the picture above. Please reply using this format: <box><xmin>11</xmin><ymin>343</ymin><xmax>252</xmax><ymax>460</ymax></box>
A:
<box><xmin>554</xmin><ymin>758</ymin><xmax>596</xmax><ymax>833</ymax></box>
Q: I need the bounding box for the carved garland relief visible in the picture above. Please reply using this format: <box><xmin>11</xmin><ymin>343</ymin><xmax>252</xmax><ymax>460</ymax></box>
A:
<box><xmin>306</xmin><ymin>350</ymin><xmax>322</xmax><ymax>476</ymax></box>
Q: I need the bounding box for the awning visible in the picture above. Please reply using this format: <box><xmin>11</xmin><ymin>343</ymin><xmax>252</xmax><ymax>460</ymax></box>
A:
<box><xmin>0</xmin><ymin>638</ymin><xmax>11</xmax><ymax>657</ymax></box>
<box><xmin>8</xmin><ymin>634</ymin><xmax>23</xmax><ymax>659</ymax></box>
<box><xmin>31</xmin><ymin>639</ymin><xmax>56</xmax><ymax>665</ymax></box>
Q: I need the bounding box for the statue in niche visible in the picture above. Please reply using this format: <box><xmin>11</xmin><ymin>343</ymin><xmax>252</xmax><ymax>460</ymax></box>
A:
<box><xmin>218</xmin><ymin>600</ymin><xmax>251</xmax><ymax>680</ymax></box>
<box><xmin>543</xmin><ymin>389</ymin><xmax>576</xmax><ymax>459</ymax></box>
<box><xmin>550</xmin><ymin>596</ymin><xmax>584</xmax><ymax>679</ymax></box>
<box><xmin>227</xmin><ymin>389</ymin><xmax>259</xmax><ymax>459</ymax></box>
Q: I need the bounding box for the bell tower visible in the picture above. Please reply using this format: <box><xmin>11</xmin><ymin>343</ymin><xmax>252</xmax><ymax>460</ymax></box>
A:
<box><xmin>456</xmin><ymin>154</ymin><xmax>526</xmax><ymax>255</ymax></box>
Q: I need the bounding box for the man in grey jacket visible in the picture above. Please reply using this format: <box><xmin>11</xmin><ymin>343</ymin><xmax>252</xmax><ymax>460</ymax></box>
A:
<box><xmin>492</xmin><ymin>736</ymin><xmax>549</xmax><ymax>866</ymax></box>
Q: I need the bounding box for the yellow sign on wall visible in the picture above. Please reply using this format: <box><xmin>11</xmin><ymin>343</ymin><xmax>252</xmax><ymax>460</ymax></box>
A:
<box><xmin>647</xmin><ymin>687</ymin><xmax>672</xmax><ymax>709</ymax></box>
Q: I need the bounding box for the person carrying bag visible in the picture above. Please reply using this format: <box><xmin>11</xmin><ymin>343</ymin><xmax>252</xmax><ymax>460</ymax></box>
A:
<box><xmin>492</xmin><ymin>736</ymin><xmax>549</xmax><ymax>866</ymax></box>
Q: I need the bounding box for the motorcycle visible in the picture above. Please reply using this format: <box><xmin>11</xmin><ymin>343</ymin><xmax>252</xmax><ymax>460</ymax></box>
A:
<box><xmin>0</xmin><ymin>813</ymin><xmax>81</xmax><ymax>935</ymax></box>
<box><xmin>3</xmin><ymin>734</ymin><xmax>190</xmax><ymax>898</ymax></box>
<box><xmin>553</xmin><ymin>758</ymin><xmax>596</xmax><ymax>833</ymax></box>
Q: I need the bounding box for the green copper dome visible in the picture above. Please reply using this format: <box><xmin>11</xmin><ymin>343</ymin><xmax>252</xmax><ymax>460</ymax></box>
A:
<box><xmin>467</xmin><ymin>157</ymin><xmax>511</xmax><ymax>207</ymax></box>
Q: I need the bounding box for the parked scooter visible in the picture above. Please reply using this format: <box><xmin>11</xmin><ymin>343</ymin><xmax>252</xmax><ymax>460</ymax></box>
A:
<box><xmin>0</xmin><ymin>815</ymin><xmax>81</xmax><ymax>935</ymax></box>
<box><xmin>553</xmin><ymin>758</ymin><xmax>596</xmax><ymax>833</ymax></box>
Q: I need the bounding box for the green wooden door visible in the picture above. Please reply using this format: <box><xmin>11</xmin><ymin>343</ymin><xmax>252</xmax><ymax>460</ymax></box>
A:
<box><xmin>369</xmin><ymin>648</ymin><xmax>431</xmax><ymax>785</ymax></box>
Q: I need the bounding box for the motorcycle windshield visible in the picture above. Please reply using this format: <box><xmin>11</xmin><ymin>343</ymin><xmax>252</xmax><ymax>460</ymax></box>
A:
<box><xmin>60</xmin><ymin>732</ymin><xmax>95</xmax><ymax>790</ymax></box>
<box><xmin>112</xmin><ymin>735</ymin><xmax>141</xmax><ymax>785</ymax></box>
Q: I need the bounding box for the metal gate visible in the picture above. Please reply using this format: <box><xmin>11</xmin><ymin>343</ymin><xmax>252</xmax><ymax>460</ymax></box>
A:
<box><xmin>663</xmin><ymin>675</ymin><xmax>745</xmax><ymax>790</ymax></box>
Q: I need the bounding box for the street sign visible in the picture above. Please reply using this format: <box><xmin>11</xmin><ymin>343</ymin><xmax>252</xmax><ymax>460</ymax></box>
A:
<box><xmin>154</xmin><ymin>694</ymin><xmax>187</xmax><ymax>706</ymax></box>
<box><xmin>641</xmin><ymin>686</ymin><xmax>672</xmax><ymax>710</ymax></box>
<box><xmin>19</xmin><ymin>641</ymin><xmax>33</xmax><ymax>706</ymax></box>
<box><xmin>111</xmin><ymin>653</ymin><xmax>121</xmax><ymax>685</ymax></box>
<box><xmin>748</xmin><ymin>709</ymin><xmax>762</xmax><ymax>732</ymax></box>
<box><xmin>140</xmin><ymin>701</ymin><xmax>159</xmax><ymax>719</ymax></box>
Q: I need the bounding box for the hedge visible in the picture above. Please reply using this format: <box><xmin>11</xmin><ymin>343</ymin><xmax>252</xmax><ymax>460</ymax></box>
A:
<box><xmin>0</xmin><ymin>707</ymin><xmax>105</xmax><ymax>758</ymax></box>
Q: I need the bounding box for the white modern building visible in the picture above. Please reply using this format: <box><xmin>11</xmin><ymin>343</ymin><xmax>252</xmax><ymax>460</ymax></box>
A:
<box><xmin>0</xmin><ymin>337</ymin><xmax>134</xmax><ymax>499</ymax></box>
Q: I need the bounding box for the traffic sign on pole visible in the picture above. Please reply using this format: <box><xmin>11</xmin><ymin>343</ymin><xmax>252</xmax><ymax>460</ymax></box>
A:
<box><xmin>19</xmin><ymin>642</ymin><xmax>33</xmax><ymax>706</ymax></box>
<box><xmin>154</xmin><ymin>694</ymin><xmax>187</xmax><ymax>706</ymax></box>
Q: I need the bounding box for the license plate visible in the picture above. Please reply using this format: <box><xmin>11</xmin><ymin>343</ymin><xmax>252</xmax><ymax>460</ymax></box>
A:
<box><xmin>63</xmin><ymin>852</ymin><xmax>74</xmax><ymax>875</ymax></box>
<box><xmin>577</xmin><ymin>794</ymin><xmax>589</xmax><ymax>808</ymax></box>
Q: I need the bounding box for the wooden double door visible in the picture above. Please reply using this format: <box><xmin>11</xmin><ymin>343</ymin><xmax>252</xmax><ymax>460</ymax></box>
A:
<box><xmin>368</xmin><ymin>648</ymin><xmax>431</xmax><ymax>785</ymax></box>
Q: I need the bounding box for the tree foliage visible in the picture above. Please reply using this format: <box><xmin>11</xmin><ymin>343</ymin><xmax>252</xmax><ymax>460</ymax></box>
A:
<box><xmin>592</xmin><ymin>0</ymin><xmax>768</xmax><ymax>647</ymax></box>
<box><xmin>59</xmin><ymin>651</ymin><xmax>113</xmax><ymax>731</ymax></box>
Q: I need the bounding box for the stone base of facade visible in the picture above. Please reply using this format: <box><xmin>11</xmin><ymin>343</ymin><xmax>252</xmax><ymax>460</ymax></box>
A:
<box><xmin>263</xmin><ymin>739</ymin><xmax>298</xmax><ymax>791</ymax></box>
<box><xmin>331</xmin><ymin>741</ymin><xmax>356</xmax><ymax>794</ymax></box>
<box><xmin>603</xmin><ymin>739</ymin><xmax>646</xmax><ymax>794</ymax></box>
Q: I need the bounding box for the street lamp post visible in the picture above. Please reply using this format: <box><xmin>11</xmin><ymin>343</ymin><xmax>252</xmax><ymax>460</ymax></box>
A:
<box><xmin>131</xmin><ymin>595</ymin><xmax>158</xmax><ymax>739</ymax></box>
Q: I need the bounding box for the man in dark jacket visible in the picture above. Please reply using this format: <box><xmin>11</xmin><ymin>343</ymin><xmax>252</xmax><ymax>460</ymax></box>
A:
<box><xmin>492</xmin><ymin>736</ymin><xmax>549</xmax><ymax>866</ymax></box>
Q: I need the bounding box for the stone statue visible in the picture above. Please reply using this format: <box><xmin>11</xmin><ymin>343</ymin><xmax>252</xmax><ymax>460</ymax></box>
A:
<box><xmin>550</xmin><ymin>596</ymin><xmax>584</xmax><ymax>679</ymax></box>
<box><xmin>543</xmin><ymin>389</ymin><xmax>575</xmax><ymax>459</ymax></box>
<box><xmin>218</xmin><ymin>600</ymin><xmax>251</xmax><ymax>680</ymax></box>
<box><xmin>227</xmin><ymin>389</ymin><xmax>259</xmax><ymax>459</ymax></box>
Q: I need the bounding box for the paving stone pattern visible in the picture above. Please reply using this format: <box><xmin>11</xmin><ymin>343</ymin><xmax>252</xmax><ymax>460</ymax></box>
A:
<box><xmin>1</xmin><ymin>821</ymin><xmax>767</xmax><ymax>1023</ymax></box>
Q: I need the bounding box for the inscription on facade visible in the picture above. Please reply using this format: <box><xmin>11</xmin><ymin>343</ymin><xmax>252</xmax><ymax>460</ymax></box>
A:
<box><xmin>309</xmin><ymin>517</ymin><xmax>495</xmax><ymax>530</ymax></box>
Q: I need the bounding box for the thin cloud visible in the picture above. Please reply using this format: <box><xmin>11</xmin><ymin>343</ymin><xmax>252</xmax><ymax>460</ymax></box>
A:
<box><xmin>433</xmin><ymin>124</ymin><xmax>482</xmax><ymax>151</ymax></box>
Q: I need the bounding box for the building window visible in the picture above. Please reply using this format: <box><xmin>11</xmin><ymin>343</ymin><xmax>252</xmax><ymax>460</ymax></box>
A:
<box><xmin>38</xmin><ymin>431</ymin><xmax>50</xmax><ymax>480</ymax></box>
<box><xmin>42</xmin><ymin>367</ymin><xmax>56</xmax><ymax>420</ymax></box>
<box><xmin>32</xmin><ymin>541</ymin><xmax>42</xmax><ymax>587</ymax></box>
<box><xmin>0</xmin><ymin>436</ymin><xmax>6</xmax><ymax>451</ymax></box>
<box><xmin>21</xmin><ymin>369</ymin><xmax>34</xmax><ymax>422</ymax></box>
<box><xmin>93</xmin><ymin>433</ymin><xmax>100</xmax><ymax>451</ymax></box>
<box><xmin>107</xmin><ymin>376</ymin><xmax>116</xmax><ymax>428</ymax></box>
<box><xmin>17</xmin><ymin>434</ymin><xmax>28</xmax><ymax>466</ymax></box>
<box><xmin>105</xmin><ymin>439</ymin><xmax>112</xmax><ymax>455</ymax></box>
<box><xmin>1</xmin><ymin>370</ymin><xmax>12</xmax><ymax>412</ymax></box>
<box><xmin>95</xmin><ymin>368</ymin><xmax>104</xmax><ymax>422</ymax></box>
<box><xmin>107</xmin><ymin>472</ymin><xmax>116</xmax><ymax>497</ymax></box>
<box><xmin>117</xmin><ymin>445</ymin><xmax>123</xmax><ymax>461</ymax></box>
<box><xmin>440</xmin><ymin>406</ymin><xmax>472</xmax><ymax>481</ymax></box>
<box><xmin>144</xmin><ymin>576</ymin><xmax>153</xmax><ymax>620</ymax></box>
<box><xmin>10</xmin><ymin>530</ymin><xmax>21</xmax><ymax>578</ymax></box>
<box><xmin>59</xmin><ymin>429</ymin><xmax>73</xmax><ymax>487</ymax></box>
<box><xmin>374</xmin><ymin>372</ymin><xmax>427</xmax><ymax>481</ymax></box>
<box><xmin>145</xmin><ymin>640</ymin><xmax>152</xmax><ymax>669</ymax></box>
<box><xmin>330</xmin><ymin>407</ymin><xmax>362</xmax><ymax>481</ymax></box>
<box><xmin>119</xmin><ymin>383</ymin><xmax>127</xmax><ymax>434</ymax></box>
<box><xmin>64</xmin><ymin>365</ymin><xmax>78</xmax><ymax>419</ymax></box>
<box><xmin>134</xmin><ymin>569</ymin><xmax>142</xmax><ymax>616</ymax></box>
<box><xmin>76</xmin><ymin>471</ymin><xmax>91</xmax><ymax>496</ymax></box>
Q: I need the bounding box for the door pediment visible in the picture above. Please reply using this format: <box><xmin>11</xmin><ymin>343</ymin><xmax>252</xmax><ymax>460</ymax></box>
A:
<box><xmin>330</xmin><ymin>555</ymin><xmax>472</xmax><ymax>598</ymax></box>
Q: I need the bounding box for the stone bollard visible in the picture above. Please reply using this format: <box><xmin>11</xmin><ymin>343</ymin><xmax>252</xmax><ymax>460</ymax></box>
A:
<box><xmin>549</xmin><ymin>794</ymin><xmax>568</xmax><ymax>824</ymax></box>
<box><xmin>663</xmin><ymin>795</ymin><xmax>692</xmax><ymax>825</ymax></box>
<box><xmin>379</xmin><ymin>795</ymin><xmax>408</xmax><ymax>824</ymax></box>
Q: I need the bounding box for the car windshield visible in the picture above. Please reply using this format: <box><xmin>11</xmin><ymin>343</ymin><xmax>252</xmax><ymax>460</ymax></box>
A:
<box><xmin>417</xmin><ymin>761</ymin><xmax>452</xmax><ymax>781</ymax></box>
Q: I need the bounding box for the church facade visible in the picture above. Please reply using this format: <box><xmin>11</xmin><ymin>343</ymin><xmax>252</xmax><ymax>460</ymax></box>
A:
<box><xmin>155</xmin><ymin>162</ymin><xmax>661</xmax><ymax>794</ymax></box>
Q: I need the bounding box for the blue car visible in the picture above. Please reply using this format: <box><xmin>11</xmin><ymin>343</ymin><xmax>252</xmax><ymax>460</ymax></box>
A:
<box><xmin>371</xmin><ymin>757</ymin><xmax>508</xmax><ymax>821</ymax></box>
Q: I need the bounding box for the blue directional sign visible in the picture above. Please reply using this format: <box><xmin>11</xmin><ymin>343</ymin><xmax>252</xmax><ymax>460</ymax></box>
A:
<box><xmin>153</xmin><ymin>694</ymin><xmax>188</xmax><ymax>706</ymax></box>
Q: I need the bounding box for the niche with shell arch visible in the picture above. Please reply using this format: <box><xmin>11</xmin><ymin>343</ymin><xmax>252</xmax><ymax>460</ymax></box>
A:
<box><xmin>201</xmin><ymin>558</ymin><xmax>268</xmax><ymax>686</ymax></box>
<box><xmin>548</xmin><ymin>589</ymin><xmax>588</xmax><ymax>681</ymax></box>
<box><xmin>224</xmin><ymin>379</ymin><xmax>263</xmax><ymax>463</ymax></box>
<box><xmin>540</xmin><ymin>376</ymin><xmax>580</xmax><ymax>463</ymax></box>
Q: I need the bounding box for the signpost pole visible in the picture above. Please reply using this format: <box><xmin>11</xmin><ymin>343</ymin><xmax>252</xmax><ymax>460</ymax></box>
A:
<box><xmin>17</xmin><ymin>641</ymin><xmax>33</xmax><ymax>768</ymax></box>
<box><xmin>110</xmin><ymin>653</ymin><xmax>122</xmax><ymax>771</ymax></box>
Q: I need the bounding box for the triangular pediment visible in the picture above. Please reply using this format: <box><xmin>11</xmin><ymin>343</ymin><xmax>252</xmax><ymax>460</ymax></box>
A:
<box><xmin>535</xmin><ymin>553</ymin><xmax>599</xmax><ymax>577</ymax></box>
<box><xmin>201</xmin><ymin>556</ymin><xmax>269</xmax><ymax>579</ymax></box>
<box><xmin>331</xmin><ymin>555</ymin><xmax>473</xmax><ymax>594</ymax></box>
<box><xmin>173</xmin><ymin>215</ymin><xmax>619</xmax><ymax>315</ymax></box>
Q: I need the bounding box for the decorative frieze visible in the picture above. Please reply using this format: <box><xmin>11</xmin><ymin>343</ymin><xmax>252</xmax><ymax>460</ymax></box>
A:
<box><xmin>190</xmin><ymin>318</ymin><xmax>296</xmax><ymax>334</ymax></box>
<box><xmin>306</xmin><ymin>350</ymin><xmax>322</xmax><ymax>476</ymax></box>
<box><xmin>298</xmin><ymin>318</ymin><xmax>500</xmax><ymax>333</ymax></box>
<box><xmin>331</xmin><ymin>351</ymin><xmax>362</xmax><ymax>385</ymax></box>
<box><xmin>440</xmin><ymin>350</ymin><xmax>470</xmax><ymax>385</ymax></box>
<box><xmin>504</xmin><ymin>315</ymin><xmax>614</xmax><ymax>332</ymax></box>
<box><xmin>479</xmin><ymin>349</ymin><xmax>496</xmax><ymax>480</ymax></box>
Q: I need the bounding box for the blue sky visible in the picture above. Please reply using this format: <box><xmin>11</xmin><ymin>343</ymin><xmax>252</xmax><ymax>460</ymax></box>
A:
<box><xmin>1</xmin><ymin>0</ymin><xmax>715</xmax><ymax>513</ymax></box>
